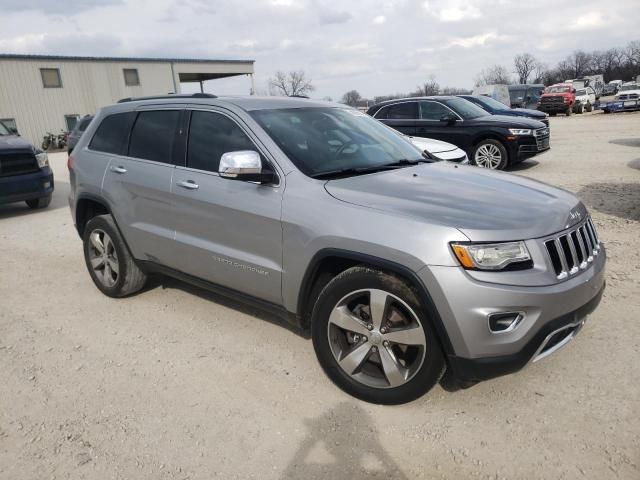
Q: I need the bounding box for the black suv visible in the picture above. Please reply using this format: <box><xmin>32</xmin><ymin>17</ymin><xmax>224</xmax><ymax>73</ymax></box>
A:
<box><xmin>367</xmin><ymin>96</ymin><xmax>549</xmax><ymax>170</ymax></box>
<box><xmin>0</xmin><ymin>121</ymin><xmax>54</xmax><ymax>209</ymax></box>
<box><xmin>458</xmin><ymin>95</ymin><xmax>549</xmax><ymax>127</ymax></box>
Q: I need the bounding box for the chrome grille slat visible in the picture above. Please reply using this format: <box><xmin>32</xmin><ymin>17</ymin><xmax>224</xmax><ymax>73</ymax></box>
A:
<box><xmin>544</xmin><ymin>217</ymin><xmax>600</xmax><ymax>280</ymax></box>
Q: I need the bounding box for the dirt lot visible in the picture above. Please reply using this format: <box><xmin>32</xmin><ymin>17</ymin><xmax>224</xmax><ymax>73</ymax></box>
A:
<box><xmin>1</xmin><ymin>110</ymin><xmax>639</xmax><ymax>480</ymax></box>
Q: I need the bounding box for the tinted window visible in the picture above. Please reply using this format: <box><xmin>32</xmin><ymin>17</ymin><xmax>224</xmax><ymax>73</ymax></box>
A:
<box><xmin>77</xmin><ymin>116</ymin><xmax>93</xmax><ymax>132</ymax></box>
<box><xmin>187</xmin><ymin>111</ymin><xmax>257</xmax><ymax>173</ymax></box>
<box><xmin>129</xmin><ymin>110</ymin><xmax>181</xmax><ymax>163</ymax></box>
<box><xmin>419</xmin><ymin>101</ymin><xmax>452</xmax><ymax>120</ymax></box>
<box><xmin>441</xmin><ymin>98</ymin><xmax>488</xmax><ymax>120</ymax></box>
<box><xmin>384</xmin><ymin>102</ymin><xmax>418</xmax><ymax>119</ymax></box>
<box><xmin>89</xmin><ymin>112</ymin><xmax>135</xmax><ymax>155</ymax></box>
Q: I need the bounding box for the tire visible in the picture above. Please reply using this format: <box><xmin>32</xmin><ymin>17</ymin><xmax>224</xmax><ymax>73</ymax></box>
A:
<box><xmin>472</xmin><ymin>139</ymin><xmax>508</xmax><ymax>170</ymax></box>
<box><xmin>575</xmin><ymin>104</ymin><xmax>584</xmax><ymax>114</ymax></box>
<box><xmin>83</xmin><ymin>214</ymin><xmax>147</xmax><ymax>298</ymax></box>
<box><xmin>566</xmin><ymin>105</ymin><xmax>573</xmax><ymax>116</ymax></box>
<box><xmin>586</xmin><ymin>103</ymin><xmax>593</xmax><ymax>113</ymax></box>
<box><xmin>311</xmin><ymin>267</ymin><xmax>446</xmax><ymax>405</ymax></box>
<box><xmin>41</xmin><ymin>140</ymin><xmax>49</xmax><ymax>151</ymax></box>
<box><xmin>25</xmin><ymin>194</ymin><xmax>52</xmax><ymax>209</ymax></box>
<box><xmin>549</xmin><ymin>112</ymin><xmax>557</xmax><ymax>117</ymax></box>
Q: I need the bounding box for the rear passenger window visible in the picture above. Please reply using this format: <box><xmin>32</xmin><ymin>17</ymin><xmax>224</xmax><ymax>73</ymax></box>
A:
<box><xmin>187</xmin><ymin>111</ymin><xmax>257</xmax><ymax>173</ymax></box>
<box><xmin>419</xmin><ymin>101</ymin><xmax>451</xmax><ymax>120</ymax></box>
<box><xmin>383</xmin><ymin>102</ymin><xmax>418</xmax><ymax>120</ymax></box>
<box><xmin>89</xmin><ymin>112</ymin><xmax>135</xmax><ymax>155</ymax></box>
<box><xmin>128</xmin><ymin>110</ymin><xmax>181</xmax><ymax>163</ymax></box>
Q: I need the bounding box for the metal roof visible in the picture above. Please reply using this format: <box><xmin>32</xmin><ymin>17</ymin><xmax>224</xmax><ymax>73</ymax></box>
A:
<box><xmin>0</xmin><ymin>53</ymin><xmax>254</xmax><ymax>64</ymax></box>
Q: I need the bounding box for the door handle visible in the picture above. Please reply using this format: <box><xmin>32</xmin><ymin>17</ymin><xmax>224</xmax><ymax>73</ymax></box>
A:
<box><xmin>110</xmin><ymin>165</ymin><xmax>127</xmax><ymax>174</ymax></box>
<box><xmin>177</xmin><ymin>180</ymin><xmax>199</xmax><ymax>190</ymax></box>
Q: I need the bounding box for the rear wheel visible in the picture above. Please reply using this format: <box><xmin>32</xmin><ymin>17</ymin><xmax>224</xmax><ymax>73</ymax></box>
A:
<box><xmin>83</xmin><ymin>215</ymin><xmax>147</xmax><ymax>297</ymax></box>
<box><xmin>311</xmin><ymin>267</ymin><xmax>445</xmax><ymax>404</ymax></box>
<box><xmin>26</xmin><ymin>194</ymin><xmax>51</xmax><ymax>209</ymax></box>
<box><xmin>586</xmin><ymin>103</ymin><xmax>593</xmax><ymax>112</ymax></box>
<box><xmin>473</xmin><ymin>139</ymin><xmax>508</xmax><ymax>170</ymax></box>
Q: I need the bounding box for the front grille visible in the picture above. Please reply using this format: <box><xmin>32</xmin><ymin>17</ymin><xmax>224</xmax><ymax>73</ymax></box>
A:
<box><xmin>533</xmin><ymin>127</ymin><xmax>550</xmax><ymax>150</ymax></box>
<box><xmin>541</xmin><ymin>96</ymin><xmax>564</xmax><ymax>104</ymax></box>
<box><xmin>618</xmin><ymin>93</ymin><xmax>638</xmax><ymax>101</ymax></box>
<box><xmin>544</xmin><ymin>218</ymin><xmax>600</xmax><ymax>280</ymax></box>
<box><xmin>0</xmin><ymin>152</ymin><xmax>39</xmax><ymax>177</ymax></box>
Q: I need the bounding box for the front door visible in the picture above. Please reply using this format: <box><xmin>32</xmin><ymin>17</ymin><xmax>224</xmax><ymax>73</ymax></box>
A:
<box><xmin>375</xmin><ymin>101</ymin><xmax>417</xmax><ymax>136</ymax></box>
<box><xmin>170</xmin><ymin>109</ymin><xmax>283</xmax><ymax>304</ymax></box>
<box><xmin>416</xmin><ymin>101</ymin><xmax>464</xmax><ymax>146</ymax></box>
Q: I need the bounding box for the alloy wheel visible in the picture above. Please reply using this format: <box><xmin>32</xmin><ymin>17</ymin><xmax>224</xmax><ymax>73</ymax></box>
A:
<box><xmin>327</xmin><ymin>289</ymin><xmax>427</xmax><ymax>389</ymax></box>
<box><xmin>87</xmin><ymin>229</ymin><xmax>119</xmax><ymax>287</ymax></box>
<box><xmin>474</xmin><ymin>144</ymin><xmax>503</xmax><ymax>169</ymax></box>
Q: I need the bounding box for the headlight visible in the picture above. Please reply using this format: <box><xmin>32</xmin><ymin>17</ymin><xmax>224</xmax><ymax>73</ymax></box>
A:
<box><xmin>451</xmin><ymin>241</ymin><xmax>532</xmax><ymax>271</ymax></box>
<box><xmin>35</xmin><ymin>151</ymin><xmax>49</xmax><ymax>168</ymax></box>
<box><xmin>508</xmin><ymin>128</ymin><xmax>532</xmax><ymax>136</ymax></box>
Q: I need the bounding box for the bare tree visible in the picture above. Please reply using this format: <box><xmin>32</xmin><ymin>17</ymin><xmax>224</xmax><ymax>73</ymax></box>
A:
<box><xmin>412</xmin><ymin>76</ymin><xmax>440</xmax><ymax>96</ymax></box>
<box><xmin>565</xmin><ymin>50</ymin><xmax>592</xmax><ymax>78</ymax></box>
<box><xmin>626</xmin><ymin>40</ymin><xmax>640</xmax><ymax>67</ymax></box>
<box><xmin>341</xmin><ymin>90</ymin><xmax>362</xmax><ymax>106</ymax></box>
<box><xmin>532</xmin><ymin>61</ymin><xmax>548</xmax><ymax>84</ymax></box>
<box><xmin>474</xmin><ymin>65</ymin><xmax>512</xmax><ymax>86</ymax></box>
<box><xmin>268</xmin><ymin>70</ymin><xmax>315</xmax><ymax>97</ymax></box>
<box><xmin>514</xmin><ymin>53</ymin><xmax>538</xmax><ymax>84</ymax></box>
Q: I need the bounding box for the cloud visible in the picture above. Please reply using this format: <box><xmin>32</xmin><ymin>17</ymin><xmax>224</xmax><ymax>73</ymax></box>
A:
<box><xmin>447</xmin><ymin>32</ymin><xmax>509</xmax><ymax>48</ymax></box>
<box><xmin>570</xmin><ymin>11</ymin><xmax>605</xmax><ymax>30</ymax></box>
<box><xmin>1</xmin><ymin>0</ymin><xmax>123</xmax><ymax>14</ymax></box>
<box><xmin>437</xmin><ymin>5</ymin><xmax>482</xmax><ymax>22</ymax></box>
<box><xmin>317</xmin><ymin>8</ymin><xmax>352</xmax><ymax>24</ymax></box>
<box><xmin>373</xmin><ymin>15</ymin><xmax>386</xmax><ymax>24</ymax></box>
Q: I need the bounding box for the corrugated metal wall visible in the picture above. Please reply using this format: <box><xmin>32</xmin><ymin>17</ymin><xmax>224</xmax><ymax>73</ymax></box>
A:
<box><xmin>0</xmin><ymin>58</ymin><xmax>253</xmax><ymax>146</ymax></box>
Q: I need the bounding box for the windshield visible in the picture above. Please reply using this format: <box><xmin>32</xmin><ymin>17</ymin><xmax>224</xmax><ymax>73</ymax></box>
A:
<box><xmin>546</xmin><ymin>85</ymin><xmax>571</xmax><ymax>93</ymax></box>
<box><xmin>441</xmin><ymin>97</ymin><xmax>489</xmax><ymax>119</ymax></box>
<box><xmin>620</xmin><ymin>84</ymin><xmax>639</xmax><ymax>91</ymax></box>
<box><xmin>251</xmin><ymin>107</ymin><xmax>424</xmax><ymax>177</ymax></box>
<box><xmin>0</xmin><ymin>122</ymin><xmax>10</xmax><ymax>136</ymax></box>
<box><xmin>472</xmin><ymin>96</ymin><xmax>509</xmax><ymax>112</ymax></box>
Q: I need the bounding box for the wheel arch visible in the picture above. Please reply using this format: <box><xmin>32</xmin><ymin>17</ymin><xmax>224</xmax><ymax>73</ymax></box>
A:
<box><xmin>75</xmin><ymin>194</ymin><xmax>112</xmax><ymax>238</ymax></box>
<box><xmin>297</xmin><ymin>248</ymin><xmax>455</xmax><ymax>356</ymax></box>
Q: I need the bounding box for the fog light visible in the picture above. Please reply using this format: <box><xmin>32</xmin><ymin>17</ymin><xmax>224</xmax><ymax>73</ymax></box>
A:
<box><xmin>43</xmin><ymin>181</ymin><xmax>51</xmax><ymax>188</ymax></box>
<box><xmin>488</xmin><ymin>312</ymin><xmax>524</xmax><ymax>333</ymax></box>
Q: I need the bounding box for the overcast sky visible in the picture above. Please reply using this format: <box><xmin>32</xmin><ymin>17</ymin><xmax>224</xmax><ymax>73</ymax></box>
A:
<box><xmin>0</xmin><ymin>0</ymin><xmax>638</xmax><ymax>99</ymax></box>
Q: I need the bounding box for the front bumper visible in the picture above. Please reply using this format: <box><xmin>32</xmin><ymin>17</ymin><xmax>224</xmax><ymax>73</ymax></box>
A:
<box><xmin>0</xmin><ymin>167</ymin><xmax>54</xmax><ymax>205</ymax></box>
<box><xmin>419</xmin><ymin>244</ymin><xmax>606</xmax><ymax>386</ymax></box>
<box><xmin>507</xmin><ymin>133</ymin><xmax>550</xmax><ymax>161</ymax></box>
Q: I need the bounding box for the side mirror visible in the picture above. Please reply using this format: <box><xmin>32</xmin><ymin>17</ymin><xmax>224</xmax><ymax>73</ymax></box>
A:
<box><xmin>219</xmin><ymin>150</ymin><xmax>274</xmax><ymax>183</ymax></box>
<box><xmin>571</xmin><ymin>88</ymin><xmax>577</xmax><ymax>94</ymax></box>
<box><xmin>439</xmin><ymin>113</ymin><xmax>457</xmax><ymax>125</ymax></box>
<box><xmin>9</xmin><ymin>127</ymin><xmax>18</xmax><ymax>135</ymax></box>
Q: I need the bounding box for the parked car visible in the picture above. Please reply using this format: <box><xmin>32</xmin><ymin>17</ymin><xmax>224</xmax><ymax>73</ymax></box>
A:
<box><xmin>458</xmin><ymin>94</ymin><xmax>549</xmax><ymax>126</ymax></box>
<box><xmin>538</xmin><ymin>83</ymin><xmax>576</xmax><ymax>116</ymax></box>
<box><xmin>68</xmin><ymin>94</ymin><xmax>605</xmax><ymax>404</ymax></box>
<box><xmin>602</xmin><ymin>83</ymin><xmax>618</xmax><ymax>96</ymax></box>
<box><xmin>472</xmin><ymin>84</ymin><xmax>510</xmax><ymax>107</ymax></box>
<box><xmin>406</xmin><ymin>136</ymin><xmax>468</xmax><ymax>163</ymax></box>
<box><xmin>573</xmin><ymin>87</ymin><xmax>596</xmax><ymax>113</ymax></box>
<box><xmin>367</xmin><ymin>96</ymin><xmax>549</xmax><ymax>170</ymax></box>
<box><xmin>0</xmin><ymin>120</ymin><xmax>54</xmax><ymax>209</ymax></box>
<box><xmin>67</xmin><ymin>115</ymin><xmax>93</xmax><ymax>155</ymax></box>
<box><xmin>508</xmin><ymin>84</ymin><xmax>544</xmax><ymax>109</ymax></box>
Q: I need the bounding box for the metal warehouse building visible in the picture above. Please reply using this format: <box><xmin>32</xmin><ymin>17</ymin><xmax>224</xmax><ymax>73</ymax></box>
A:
<box><xmin>0</xmin><ymin>54</ymin><xmax>255</xmax><ymax>145</ymax></box>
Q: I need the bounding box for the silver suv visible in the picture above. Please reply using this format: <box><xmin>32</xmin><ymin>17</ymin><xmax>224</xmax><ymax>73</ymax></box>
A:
<box><xmin>68</xmin><ymin>94</ymin><xmax>606</xmax><ymax>404</ymax></box>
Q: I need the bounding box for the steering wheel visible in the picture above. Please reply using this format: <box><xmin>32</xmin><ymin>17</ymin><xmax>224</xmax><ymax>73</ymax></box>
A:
<box><xmin>336</xmin><ymin>142</ymin><xmax>360</xmax><ymax>158</ymax></box>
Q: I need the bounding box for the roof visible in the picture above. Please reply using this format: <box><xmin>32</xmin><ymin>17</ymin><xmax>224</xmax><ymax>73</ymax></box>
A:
<box><xmin>368</xmin><ymin>96</ymin><xmax>457</xmax><ymax>111</ymax></box>
<box><xmin>108</xmin><ymin>94</ymin><xmax>342</xmax><ymax>112</ymax></box>
<box><xmin>0</xmin><ymin>53</ymin><xmax>254</xmax><ymax>64</ymax></box>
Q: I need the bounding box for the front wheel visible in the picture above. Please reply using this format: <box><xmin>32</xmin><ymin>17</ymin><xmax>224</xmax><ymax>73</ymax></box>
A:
<box><xmin>566</xmin><ymin>105</ymin><xmax>573</xmax><ymax>116</ymax></box>
<box><xmin>311</xmin><ymin>267</ymin><xmax>445</xmax><ymax>404</ymax></box>
<box><xmin>26</xmin><ymin>194</ymin><xmax>51</xmax><ymax>209</ymax></box>
<box><xmin>586</xmin><ymin>103</ymin><xmax>593</xmax><ymax>112</ymax></box>
<box><xmin>473</xmin><ymin>139</ymin><xmax>508</xmax><ymax>170</ymax></box>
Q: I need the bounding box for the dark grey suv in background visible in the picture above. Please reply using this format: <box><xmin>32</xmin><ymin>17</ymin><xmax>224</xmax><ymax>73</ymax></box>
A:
<box><xmin>68</xmin><ymin>94</ymin><xmax>605</xmax><ymax>404</ymax></box>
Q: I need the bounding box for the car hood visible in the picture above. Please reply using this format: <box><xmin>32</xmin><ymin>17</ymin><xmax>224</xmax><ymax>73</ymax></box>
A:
<box><xmin>615</xmin><ymin>89</ymin><xmax>640</xmax><ymax>98</ymax></box>
<box><xmin>408</xmin><ymin>136</ymin><xmax>458</xmax><ymax>153</ymax></box>
<box><xmin>0</xmin><ymin>135</ymin><xmax>34</xmax><ymax>152</ymax></box>
<box><xmin>471</xmin><ymin>114</ymin><xmax>545</xmax><ymax>129</ymax></box>
<box><xmin>324</xmin><ymin>162</ymin><xmax>586</xmax><ymax>242</ymax></box>
<box><xmin>512</xmin><ymin>108</ymin><xmax>546</xmax><ymax>118</ymax></box>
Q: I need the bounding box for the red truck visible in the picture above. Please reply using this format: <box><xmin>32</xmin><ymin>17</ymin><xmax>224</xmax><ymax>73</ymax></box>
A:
<box><xmin>537</xmin><ymin>83</ymin><xmax>577</xmax><ymax>116</ymax></box>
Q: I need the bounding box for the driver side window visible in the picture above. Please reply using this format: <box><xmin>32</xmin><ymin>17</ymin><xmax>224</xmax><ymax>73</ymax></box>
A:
<box><xmin>419</xmin><ymin>101</ymin><xmax>451</xmax><ymax>120</ymax></box>
<box><xmin>187</xmin><ymin>111</ymin><xmax>259</xmax><ymax>173</ymax></box>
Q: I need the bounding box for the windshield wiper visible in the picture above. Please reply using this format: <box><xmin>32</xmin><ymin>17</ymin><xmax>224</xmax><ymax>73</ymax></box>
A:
<box><xmin>311</xmin><ymin>160</ymin><xmax>427</xmax><ymax>180</ymax></box>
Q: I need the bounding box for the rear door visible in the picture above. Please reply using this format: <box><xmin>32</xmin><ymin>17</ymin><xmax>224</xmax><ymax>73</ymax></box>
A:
<box><xmin>374</xmin><ymin>101</ymin><xmax>417</xmax><ymax>136</ymax></box>
<box><xmin>100</xmin><ymin>107</ymin><xmax>183</xmax><ymax>266</ymax></box>
<box><xmin>170</xmin><ymin>108</ymin><xmax>283</xmax><ymax>304</ymax></box>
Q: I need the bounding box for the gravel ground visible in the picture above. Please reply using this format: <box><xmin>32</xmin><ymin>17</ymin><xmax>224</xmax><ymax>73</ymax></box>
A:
<box><xmin>1</xmin><ymin>110</ymin><xmax>639</xmax><ymax>480</ymax></box>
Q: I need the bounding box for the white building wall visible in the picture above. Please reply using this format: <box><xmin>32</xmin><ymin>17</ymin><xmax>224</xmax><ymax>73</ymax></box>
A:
<box><xmin>0</xmin><ymin>57</ymin><xmax>254</xmax><ymax>145</ymax></box>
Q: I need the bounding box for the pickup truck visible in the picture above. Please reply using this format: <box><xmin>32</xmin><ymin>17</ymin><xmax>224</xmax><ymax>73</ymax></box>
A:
<box><xmin>600</xmin><ymin>83</ymin><xmax>640</xmax><ymax>113</ymax></box>
<box><xmin>538</xmin><ymin>83</ymin><xmax>576</xmax><ymax>116</ymax></box>
<box><xmin>573</xmin><ymin>87</ymin><xmax>596</xmax><ymax>114</ymax></box>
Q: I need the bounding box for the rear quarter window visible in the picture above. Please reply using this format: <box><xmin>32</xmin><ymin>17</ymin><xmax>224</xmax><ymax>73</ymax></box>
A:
<box><xmin>128</xmin><ymin>110</ymin><xmax>181</xmax><ymax>164</ymax></box>
<box><xmin>89</xmin><ymin>112</ymin><xmax>135</xmax><ymax>155</ymax></box>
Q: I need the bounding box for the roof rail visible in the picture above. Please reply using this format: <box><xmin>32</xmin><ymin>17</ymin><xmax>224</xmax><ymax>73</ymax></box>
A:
<box><xmin>117</xmin><ymin>93</ymin><xmax>217</xmax><ymax>103</ymax></box>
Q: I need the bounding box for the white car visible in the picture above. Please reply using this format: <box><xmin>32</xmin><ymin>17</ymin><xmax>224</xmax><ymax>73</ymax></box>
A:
<box><xmin>407</xmin><ymin>136</ymin><xmax>469</xmax><ymax>164</ymax></box>
<box><xmin>573</xmin><ymin>87</ymin><xmax>596</xmax><ymax>113</ymax></box>
<box><xmin>614</xmin><ymin>83</ymin><xmax>640</xmax><ymax>102</ymax></box>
